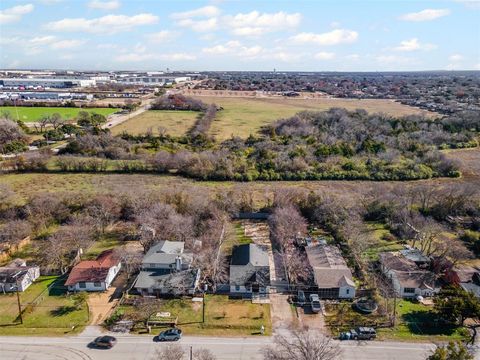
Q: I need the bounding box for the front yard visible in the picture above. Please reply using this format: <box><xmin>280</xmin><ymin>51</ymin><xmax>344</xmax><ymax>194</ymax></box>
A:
<box><xmin>325</xmin><ymin>299</ymin><xmax>469</xmax><ymax>342</ymax></box>
<box><xmin>0</xmin><ymin>276</ymin><xmax>89</xmax><ymax>335</ymax></box>
<box><xmin>116</xmin><ymin>295</ymin><xmax>271</xmax><ymax>336</ymax></box>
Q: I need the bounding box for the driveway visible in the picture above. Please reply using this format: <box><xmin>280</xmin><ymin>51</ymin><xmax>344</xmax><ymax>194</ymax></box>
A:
<box><xmin>269</xmin><ymin>294</ymin><xmax>298</xmax><ymax>333</ymax></box>
<box><xmin>86</xmin><ymin>273</ymin><xmax>126</xmax><ymax>325</ymax></box>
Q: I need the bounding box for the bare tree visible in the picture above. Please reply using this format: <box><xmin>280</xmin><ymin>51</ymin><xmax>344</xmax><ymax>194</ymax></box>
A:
<box><xmin>262</xmin><ymin>329</ymin><xmax>341</xmax><ymax>360</ymax></box>
<box><xmin>156</xmin><ymin>344</ymin><xmax>185</xmax><ymax>360</ymax></box>
<box><xmin>194</xmin><ymin>348</ymin><xmax>217</xmax><ymax>360</ymax></box>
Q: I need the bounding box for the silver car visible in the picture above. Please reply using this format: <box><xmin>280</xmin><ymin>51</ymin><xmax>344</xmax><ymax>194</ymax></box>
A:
<box><xmin>157</xmin><ymin>328</ymin><xmax>182</xmax><ymax>341</ymax></box>
<box><xmin>309</xmin><ymin>294</ymin><xmax>321</xmax><ymax>313</ymax></box>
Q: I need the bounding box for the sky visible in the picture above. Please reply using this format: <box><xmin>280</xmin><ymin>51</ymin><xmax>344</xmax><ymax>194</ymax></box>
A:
<box><xmin>0</xmin><ymin>0</ymin><xmax>479</xmax><ymax>71</ymax></box>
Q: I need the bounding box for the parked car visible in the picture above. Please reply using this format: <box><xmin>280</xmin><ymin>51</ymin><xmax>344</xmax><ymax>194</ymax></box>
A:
<box><xmin>157</xmin><ymin>328</ymin><xmax>182</xmax><ymax>341</ymax></box>
<box><xmin>91</xmin><ymin>336</ymin><xmax>117</xmax><ymax>348</ymax></box>
<box><xmin>309</xmin><ymin>294</ymin><xmax>321</xmax><ymax>313</ymax></box>
<box><xmin>340</xmin><ymin>327</ymin><xmax>376</xmax><ymax>341</ymax></box>
<box><xmin>297</xmin><ymin>290</ymin><xmax>306</xmax><ymax>306</ymax></box>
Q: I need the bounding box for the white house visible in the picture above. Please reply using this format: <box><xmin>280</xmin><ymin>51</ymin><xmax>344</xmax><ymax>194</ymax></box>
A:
<box><xmin>379</xmin><ymin>252</ymin><xmax>439</xmax><ymax>298</ymax></box>
<box><xmin>229</xmin><ymin>244</ymin><xmax>270</xmax><ymax>296</ymax></box>
<box><xmin>0</xmin><ymin>259</ymin><xmax>40</xmax><ymax>293</ymax></box>
<box><xmin>306</xmin><ymin>244</ymin><xmax>356</xmax><ymax>299</ymax></box>
<box><xmin>134</xmin><ymin>241</ymin><xmax>200</xmax><ymax>296</ymax></box>
<box><xmin>65</xmin><ymin>250</ymin><xmax>121</xmax><ymax>292</ymax></box>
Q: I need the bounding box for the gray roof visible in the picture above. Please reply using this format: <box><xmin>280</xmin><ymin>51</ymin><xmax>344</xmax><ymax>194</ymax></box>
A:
<box><xmin>230</xmin><ymin>244</ymin><xmax>270</xmax><ymax>287</ymax></box>
<box><xmin>306</xmin><ymin>245</ymin><xmax>355</xmax><ymax>288</ymax></box>
<box><xmin>134</xmin><ymin>269</ymin><xmax>200</xmax><ymax>293</ymax></box>
<box><xmin>230</xmin><ymin>244</ymin><xmax>269</xmax><ymax>267</ymax></box>
<box><xmin>461</xmin><ymin>283</ymin><xmax>480</xmax><ymax>298</ymax></box>
<box><xmin>143</xmin><ymin>241</ymin><xmax>186</xmax><ymax>266</ymax></box>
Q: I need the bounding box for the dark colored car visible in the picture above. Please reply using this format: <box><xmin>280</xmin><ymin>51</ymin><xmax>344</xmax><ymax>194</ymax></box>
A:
<box><xmin>340</xmin><ymin>327</ymin><xmax>376</xmax><ymax>340</ymax></box>
<box><xmin>92</xmin><ymin>335</ymin><xmax>117</xmax><ymax>348</ymax></box>
<box><xmin>157</xmin><ymin>328</ymin><xmax>182</xmax><ymax>341</ymax></box>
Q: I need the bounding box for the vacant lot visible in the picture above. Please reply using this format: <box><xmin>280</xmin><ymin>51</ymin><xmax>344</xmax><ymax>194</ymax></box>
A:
<box><xmin>191</xmin><ymin>96</ymin><xmax>436</xmax><ymax>140</ymax></box>
<box><xmin>0</xmin><ymin>106</ymin><xmax>119</xmax><ymax>122</ymax></box>
<box><xmin>111</xmin><ymin>110</ymin><xmax>199</xmax><ymax>136</ymax></box>
<box><xmin>0</xmin><ymin>276</ymin><xmax>89</xmax><ymax>335</ymax></box>
<box><xmin>122</xmin><ymin>295</ymin><xmax>271</xmax><ymax>336</ymax></box>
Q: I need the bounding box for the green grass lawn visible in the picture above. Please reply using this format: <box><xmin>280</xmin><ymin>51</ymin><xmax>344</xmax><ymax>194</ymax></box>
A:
<box><xmin>362</xmin><ymin>222</ymin><xmax>404</xmax><ymax>261</ymax></box>
<box><xmin>377</xmin><ymin>300</ymin><xmax>468</xmax><ymax>341</ymax></box>
<box><xmin>0</xmin><ymin>106</ymin><xmax>119</xmax><ymax>122</ymax></box>
<box><xmin>122</xmin><ymin>295</ymin><xmax>271</xmax><ymax>336</ymax></box>
<box><xmin>192</xmin><ymin>96</ymin><xmax>432</xmax><ymax>141</ymax></box>
<box><xmin>325</xmin><ymin>299</ymin><xmax>468</xmax><ymax>342</ymax></box>
<box><xmin>0</xmin><ymin>276</ymin><xmax>89</xmax><ymax>335</ymax></box>
<box><xmin>111</xmin><ymin>110</ymin><xmax>199</xmax><ymax>136</ymax></box>
<box><xmin>83</xmin><ymin>234</ymin><xmax>120</xmax><ymax>260</ymax></box>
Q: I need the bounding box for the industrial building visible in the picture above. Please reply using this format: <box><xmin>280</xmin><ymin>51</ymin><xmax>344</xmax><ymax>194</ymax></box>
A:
<box><xmin>117</xmin><ymin>75</ymin><xmax>191</xmax><ymax>86</ymax></box>
<box><xmin>0</xmin><ymin>78</ymin><xmax>96</xmax><ymax>89</ymax></box>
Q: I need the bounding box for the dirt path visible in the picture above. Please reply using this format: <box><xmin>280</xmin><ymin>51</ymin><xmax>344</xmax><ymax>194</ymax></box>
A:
<box><xmin>269</xmin><ymin>294</ymin><xmax>298</xmax><ymax>333</ymax></box>
<box><xmin>86</xmin><ymin>273</ymin><xmax>126</xmax><ymax>325</ymax></box>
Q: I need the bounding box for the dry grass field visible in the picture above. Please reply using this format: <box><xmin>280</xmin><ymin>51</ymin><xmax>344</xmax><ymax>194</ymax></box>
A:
<box><xmin>191</xmin><ymin>96</ymin><xmax>437</xmax><ymax>141</ymax></box>
<box><xmin>111</xmin><ymin>110</ymin><xmax>199</xmax><ymax>136</ymax></box>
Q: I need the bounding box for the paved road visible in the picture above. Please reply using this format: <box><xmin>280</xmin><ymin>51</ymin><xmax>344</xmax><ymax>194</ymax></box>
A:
<box><xmin>0</xmin><ymin>329</ymin><xmax>435</xmax><ymax>360</ymax></box>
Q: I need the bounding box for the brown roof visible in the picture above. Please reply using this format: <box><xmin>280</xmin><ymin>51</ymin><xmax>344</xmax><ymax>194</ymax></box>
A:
<box><xmin>395</xmin><ymin>271</ymin><xmax>436</xmax><ymax>290</ymax></box>
<box><xmin>379</xmin><ymin>252</ymin><xmax>416</xmax><ymax>272</ymax></box>
<box><xmin>65</xmin><ymin>250</ymin><xmax>119</xmax><ymax>286</ymax></box>
<box><xmin>454</xmin><ymin>266</ymin><xmax>480</xmax><ymax>283</ymax></box>
<box><xmin>306</xmin><ymin>245</ymin><xmax>355</xmax><ymax>288</ymax></box>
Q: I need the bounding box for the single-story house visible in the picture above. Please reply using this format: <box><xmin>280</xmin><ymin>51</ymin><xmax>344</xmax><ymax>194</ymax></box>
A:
<box><xmin>0</xmin><ymin>259</ymin><xmax>40</xmax><ymax>293</ymax></box>
<box><xmin>448</xmin><ymin>266</ymin><xmax>480</xmax><ymax>298</ymax></box>
<box><xmin>379</xmin><ymin>252</ymin><xmax>439</xmax><ymax>298</ymax></box>
<box><xmin>229</xmin><ymin>243</ymin><xmax>270</xmax><ymax>296</ymax></box>
<box><xmin>134</xmin><ymin>241</ymin><xmax>199</xmax><ymax>296</ymax></box>
<box><xmin>306</xmin><ymin>244</ymin><xmax>356</xmax><ymax>299</ymax></box>
<box><xmin>65</xmin><ymin>250</ymin><xmax>121</xmax><ymax>292</ymax></box>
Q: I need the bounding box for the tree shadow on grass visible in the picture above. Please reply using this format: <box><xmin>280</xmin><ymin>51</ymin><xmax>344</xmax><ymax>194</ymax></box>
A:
<box><xmin>402</xmin><ymin>310</ymin><xmax>458</xmax><ymax>336</ymax></box>
<box><xmin>50</xmin><ymin>305</ymin><xmax>76</xmax><ymax>317</ymax></box>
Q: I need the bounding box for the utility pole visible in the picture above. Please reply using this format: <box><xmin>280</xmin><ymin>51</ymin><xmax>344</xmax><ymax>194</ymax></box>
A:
<box><xmin>15</xmin><ymin>284</ymin><xmax>23</xmax><ymax>324</ymax></box>
<box><xmin>190</xmin><ymin>346</ymin><xmax>193</xmax><ymax>360</ymax></box>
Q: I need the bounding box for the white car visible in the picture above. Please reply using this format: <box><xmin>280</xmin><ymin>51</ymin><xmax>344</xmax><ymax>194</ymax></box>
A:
<box><xmin>309</xmin><ymin>294</ymin><xmax>321</xmax><ymax>313</ymax></box>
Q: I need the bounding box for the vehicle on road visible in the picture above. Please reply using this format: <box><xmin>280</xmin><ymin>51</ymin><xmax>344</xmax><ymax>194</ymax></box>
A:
<box><xmin>340</xmin><ymin>327</ymin><xmax>377</xmax><ymax>340</ymax></box>
<box><xmin>91</xmin><ymin>336</ymin><xmax>117</xmax><ymax>348</ymax></box>
<box><xmin>157</xmin><ymin>328</ymin><xmax>182</xmax><ymax>341</ymax></box>
<box><xmin>309</xmin><ymin>294</ymin><xmax>321</xmax><ymax>313</ymax></box>
<box><xmin>297</xmin><ymin>290</ymin><xmax>306</xmax><ymax>306</ymax></box>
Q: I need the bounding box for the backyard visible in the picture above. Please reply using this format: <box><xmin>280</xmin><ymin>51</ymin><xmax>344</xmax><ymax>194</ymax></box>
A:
<box><xmin>0</xmin><ymin>276</ymin><xmax>89</xmax><ymax>335</ymax></box>
<box><xmin>0</xmin><ymin>106</ymin><xmax>119</xmax><ymax>122</ymax></box>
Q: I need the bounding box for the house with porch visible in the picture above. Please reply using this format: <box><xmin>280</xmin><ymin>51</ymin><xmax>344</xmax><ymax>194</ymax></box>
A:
<box><xmin>0</xmin><ymin>259</ymin><xmax>40</xmax><ymax>293</ymax></box>
<box><xmin>306</xmin><ymin>244</ymin><xmax>356</xmax><ymax>299</ymax></box>
<box><xmin>229</xmin><ymin>243</ymin><xmax>270</xmax><ymax>297</ymax></box>
<box><xmin>134</xmin><ymin>240</ymin><xmax>200</xmax><ymax>296</ymax></box>
<box><xmin>379</xmin><ymin>252</ymin><xmax>439</xmax><ymax>298</ymax></box>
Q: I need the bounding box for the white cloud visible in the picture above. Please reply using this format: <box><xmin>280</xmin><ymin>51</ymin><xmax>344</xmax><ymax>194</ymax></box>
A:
<box><xmin>46</xmin><ymin>13</ymin><xmax>158</xmax><ymax>34</ymax></box>
<box><xmin>393</xmin><ymin>38</ymin><xmax>437</xmax><ymax>52</ymax></box>
<box><xmin>115</xmin><ymin>52</ymin><xmax>196</xmax><ymax>62</ymax></box>
<box><xmin>399</xmin><ymin>8</ymin><xmax>450</xmax><ymax>21</ymax></box>
<box><xmin>146</xmin><ymin>30</ymin><xmax>179</xmax><ymax>43</ymax></box>
<box><xmin>270</xmin><ymin>51</ymin><xmax>303</xmax><ymax>62</ymax></box>
<box><xmin>314</xmin><ymin>52</ymin><xmax>335</xmax><ymax>60</ymax></box>
<box><xmin>202</xmin><ymin>41</ymin><xmax>262</xmax><ymax>58</ymax></box>
<box><xmin>453</xmin><ymin>0</ymin><xmax>480</xmax><ymax>10</ymax></box>
<box><xmin>88</xmin><ymin>1</ymin><xmax>121</xmax><ymax>10</ymax></box>
<box><xmin>171</xmin><ymin>6</ymin><xmax>220</xmax><ymax>20</ymax></box>
<box><xmin>30</xmin><ymin>35</ymin><xmax>57</xmax><ymax>45</ymax></box>
<box><xmin>289</xmin><ymin>29</ymin><xmax>358</xmax><ymax>45</ymax></box>
<box><xmin>449</xmin><ymin>54</ymin><xmax>464</xmax><ymax>62</ymax></box>
<box><xmin>0</xmin><ymin>4</ymin><xmax>34</xmax><ymax>24</ymax></box>
<box><xmin>346</xmin><ymin>54</ymin><xmax>360</xmax><ymax>60</ymax></box>
<box><xmin>51</xmin><ymin>39</ymin><xmax>86</xmax><ymax>49</ymax></box>
<box><xmin>96</xmin><ymin>43</ymin><xmax>118</xmax><ymax>49</ymax></box>
<box><xmin>177</xmin><ymin>17</ymin><xmax>218</xmax><ymax>32</ymax></box>
<box><xmin>225</xmin><ymin>11</ymin><xmax>301</xmax><ymax>36</ymax></box>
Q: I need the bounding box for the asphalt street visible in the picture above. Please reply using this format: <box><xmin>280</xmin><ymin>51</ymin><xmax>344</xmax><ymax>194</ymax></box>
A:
<box><xmin>0</xmin><ymin>330</ymin><xmax>436</xmax><ymax>360</ymax></box>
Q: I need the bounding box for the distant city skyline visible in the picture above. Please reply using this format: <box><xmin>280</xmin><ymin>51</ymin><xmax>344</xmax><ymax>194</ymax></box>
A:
<box><xmin>0</xmin><ymin>0</ymin><xmax>479</xmax><ymax>71</ymax></box>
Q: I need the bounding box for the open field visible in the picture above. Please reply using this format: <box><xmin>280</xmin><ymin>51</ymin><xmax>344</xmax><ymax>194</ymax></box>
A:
<box><xmin>0</xmin><ymin>106</ymin><xmax>119</xmax><ymax>122</ymax></box>
<box><xmin>1</xmin><ymin>148</ymin><xmax>478</xmax><ymax>202</ymax></box>
<box><xmin>0</xmin><ymin>276</ymin><xmax>89</xmax><ymax>335</ymax></box>
<box><xmin>111</xmin><ymin>110</ymin><xmax>199</xmax><ymax>136</ymax></box>
<box><xmin>191</xmin><ymin>96</ymin><xmax>437</xmax><ymax>140</ymax></box>
<box><xmin>121</xmin><ymin>295</ymin><xmax>271</xmax><ymax>336</ymax></box>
